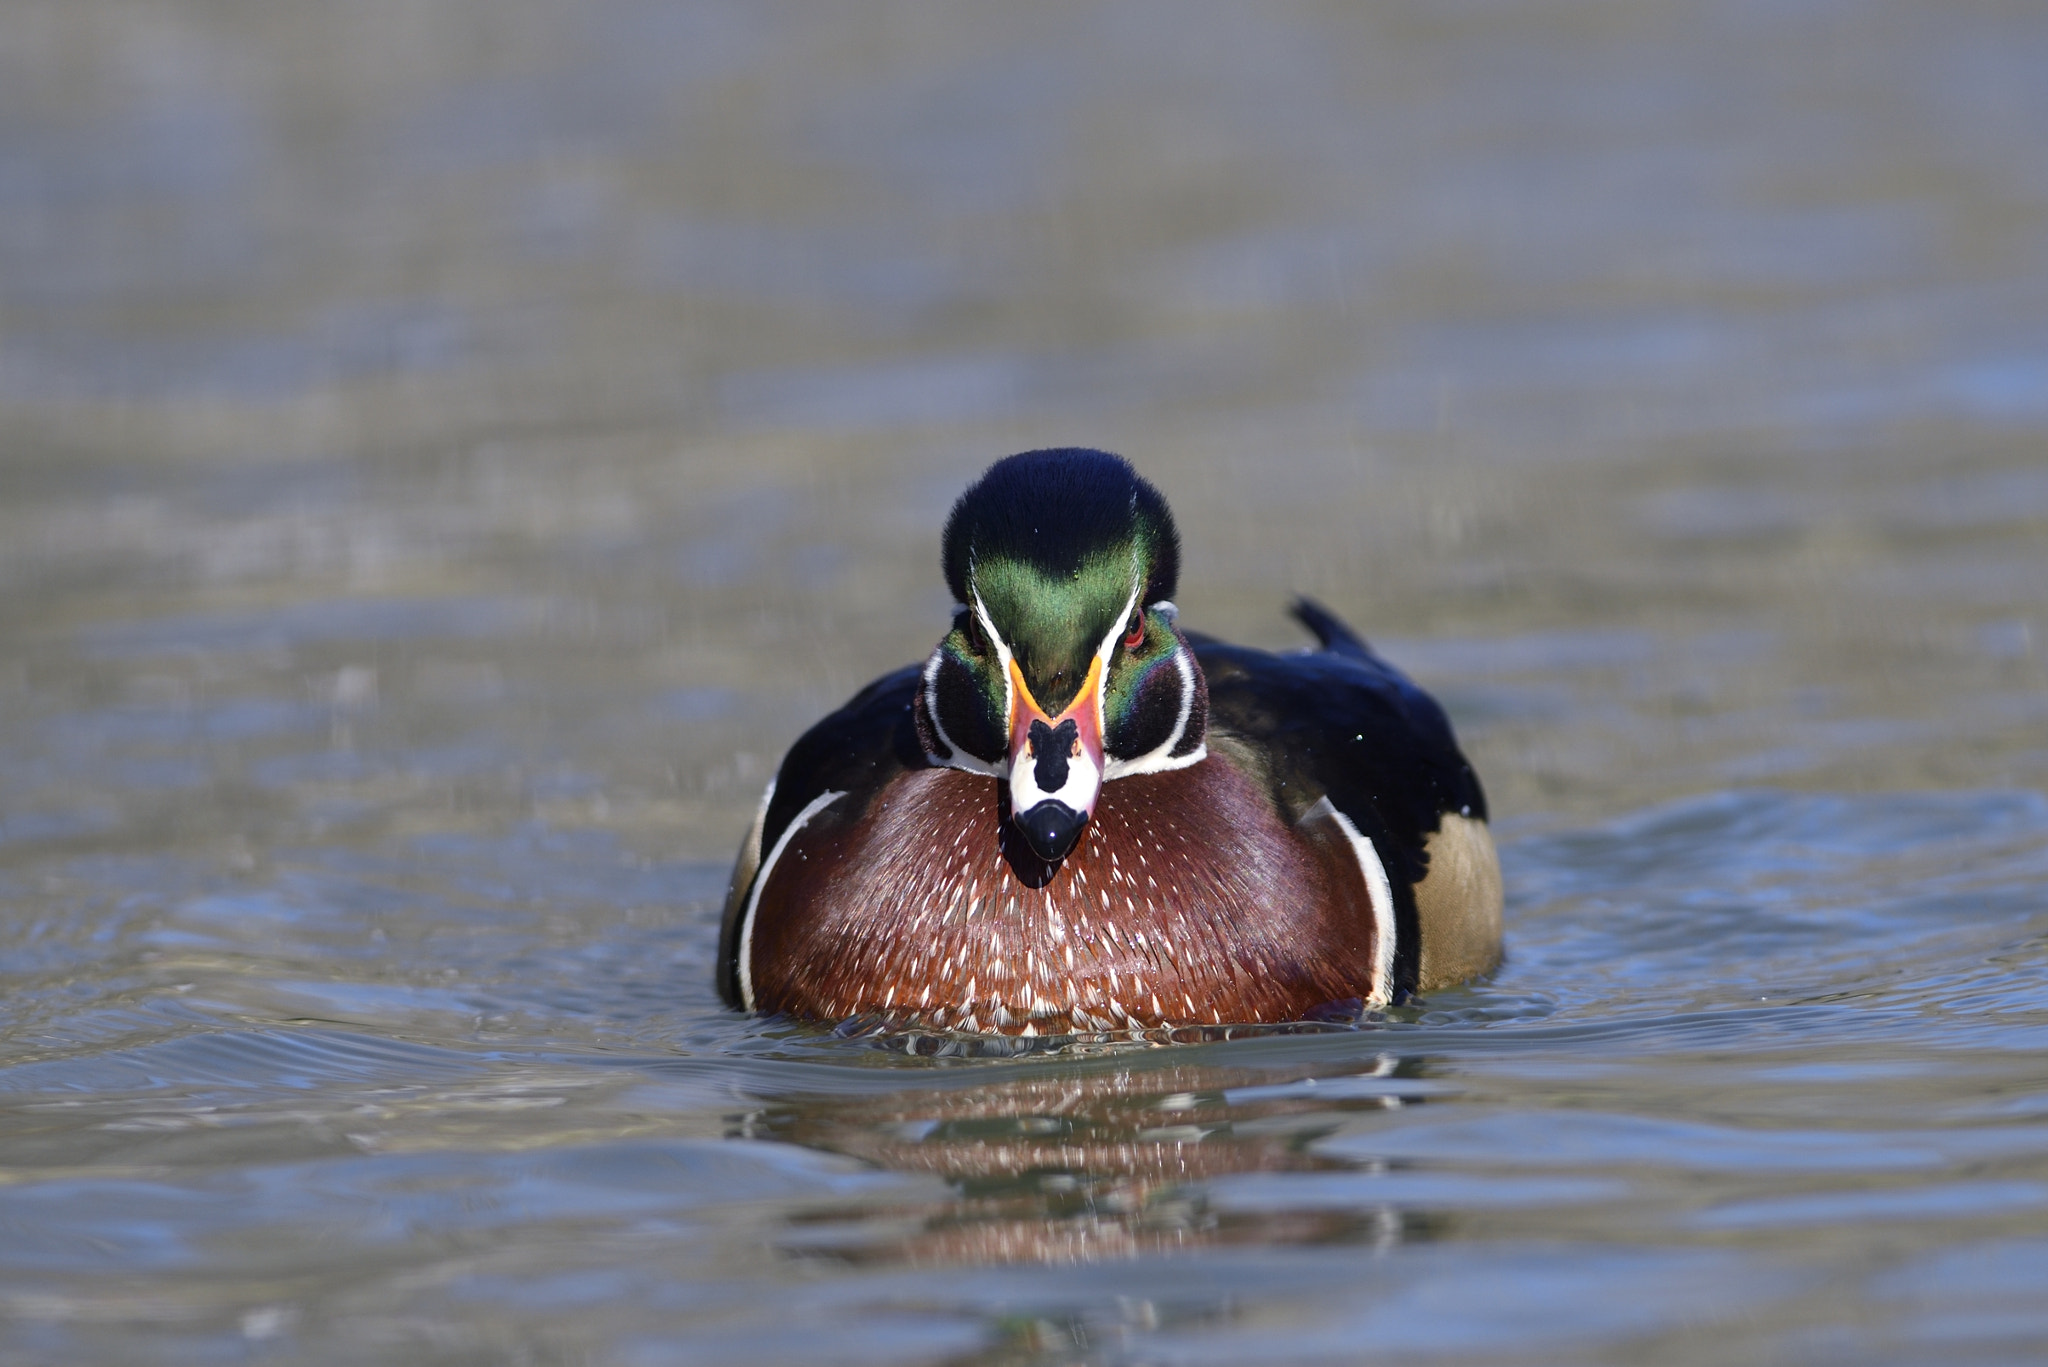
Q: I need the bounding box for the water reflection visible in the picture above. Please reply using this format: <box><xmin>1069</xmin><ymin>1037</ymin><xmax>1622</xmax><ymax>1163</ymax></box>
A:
<box><xmin>749</xmin><ymin>1051</ymin><xmax>1441</xmax><ymax>1266</ymax></box>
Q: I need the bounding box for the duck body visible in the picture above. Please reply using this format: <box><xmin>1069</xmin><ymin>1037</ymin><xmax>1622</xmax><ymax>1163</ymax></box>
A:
<box><xmin>717</xmin><ymin>450</ymin><xmax>1502</xmax><ymax>1034</ymax></box>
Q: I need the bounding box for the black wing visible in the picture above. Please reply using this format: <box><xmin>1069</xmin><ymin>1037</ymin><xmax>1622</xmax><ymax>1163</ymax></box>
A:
<box><xmin>1192</xmin><ymin>598</ymin><xmax>1487</xmax><ymax>998</ymax></box>
<box><xmin>714</xmin><ymin>663</ymin><xmax>927</xmax><ymax>1006</ymax></box>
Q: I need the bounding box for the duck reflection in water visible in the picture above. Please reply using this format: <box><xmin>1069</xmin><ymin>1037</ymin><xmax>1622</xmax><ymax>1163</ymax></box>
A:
<box><xmin>737</xmin><ymin>1048</ymin><xmax>1444</xmax><ymax>1267</ymax></box>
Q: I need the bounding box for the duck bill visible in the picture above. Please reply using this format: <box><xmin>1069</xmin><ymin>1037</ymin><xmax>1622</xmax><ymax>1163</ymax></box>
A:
<box><xmin>1005</xmin><ymin>654</ymin><xmax>1106</xmax><ymax>861</ymax></box>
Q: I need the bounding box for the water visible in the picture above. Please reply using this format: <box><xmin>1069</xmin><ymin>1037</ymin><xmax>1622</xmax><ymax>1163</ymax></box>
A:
<box><xmin>4</xmin><ymin>2</ymin><xmax>2047</xmax><ymax>1362</ymax></box>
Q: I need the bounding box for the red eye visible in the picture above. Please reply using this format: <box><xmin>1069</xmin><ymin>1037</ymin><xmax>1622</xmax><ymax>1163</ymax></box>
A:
<box><xmin>1122</xmin><ymin>615</ymin><xmax>1145</xmax><ymax>651</ymax></box>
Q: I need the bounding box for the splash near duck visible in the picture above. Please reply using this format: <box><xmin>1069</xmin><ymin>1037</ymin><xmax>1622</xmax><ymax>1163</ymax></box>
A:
<box><xmin>717</xmin><ymin>448</ymin><xmax>1501</xmax><ymax>1035</ymax></box>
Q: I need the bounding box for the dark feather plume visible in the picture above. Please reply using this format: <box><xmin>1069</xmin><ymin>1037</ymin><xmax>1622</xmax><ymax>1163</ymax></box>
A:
<box><xmin>942</xmin><ymin>448</ymin><xmax>1180</xmax><ymax>606</ymax></box>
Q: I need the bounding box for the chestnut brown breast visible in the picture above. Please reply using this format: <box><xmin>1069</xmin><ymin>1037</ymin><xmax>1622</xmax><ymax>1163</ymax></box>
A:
<box><xmin>744</xmin><ymin>756</ymin><xmax>1380</xmax><ymax>1034</ymax></box>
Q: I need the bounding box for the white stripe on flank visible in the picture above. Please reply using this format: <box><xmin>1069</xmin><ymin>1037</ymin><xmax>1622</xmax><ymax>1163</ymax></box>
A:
<box><xmin>736</xmin><ymin>788</ymin><xmax>844</xmax><ymax>1012</ymax></box>
<box><xmin>1304</xmin><ymin>796</ymin><xmax>1397</xmax><ymax>1007</ymax></box>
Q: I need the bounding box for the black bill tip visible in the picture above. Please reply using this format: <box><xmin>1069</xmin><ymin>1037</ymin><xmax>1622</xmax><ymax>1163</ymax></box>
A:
<box><xmin>1015</xmin><ymin>800</ymin><xmax>1087</xmax><ymax>862</ymax></box>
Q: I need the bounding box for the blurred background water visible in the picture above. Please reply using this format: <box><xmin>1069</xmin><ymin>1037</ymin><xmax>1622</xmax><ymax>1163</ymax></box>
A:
<box><xmin>3</xmin><ymin>2</ymin><xmax>2047</xmax><ymax>1363</ymax></box>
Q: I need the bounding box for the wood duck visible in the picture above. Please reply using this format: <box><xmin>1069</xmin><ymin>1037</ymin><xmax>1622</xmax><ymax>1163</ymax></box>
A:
<box><xmin>717</xmin><ymin>448</ymin><xmax>1502</xmax><ymax>1035</ymax></box>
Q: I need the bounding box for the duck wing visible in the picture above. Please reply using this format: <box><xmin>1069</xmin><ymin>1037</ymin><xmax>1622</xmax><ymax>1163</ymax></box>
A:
<box><xmin>1192</xmin><ymin>598</ymin><xmax>1489</xmax><ymax>998</ymax></box>
<box><xmin>715</xmin><ymin>664</ymin><xmax>926</xmax><ymax>1007</ymax></box>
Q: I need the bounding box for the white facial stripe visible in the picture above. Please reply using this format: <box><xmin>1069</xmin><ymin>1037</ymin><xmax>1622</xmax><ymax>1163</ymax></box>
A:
<box><xmin>921</xmin><ymin>643</ymin><xmax>1002</xmax><ymax>776</ymax></box>
<box><xmin>1303</xmin><ymin>797</ymin><xmax>1397</xmax><ymax>1007</ymax></box>
<box><xmin>1091</xmin><ymin>576</ymin><xmax>1144</xmax><ymax>738</ymax></box>
<box><xmin>736</xmin><ymin>788</ymin><xmax>844</xmax><ymax>1012</ymax></box>
<box><xmin>1008</xmin><ymin>728</ymin><xmax>1102</xmax><ymax>814</ymax></box>
<box><xmin>1004</xmin><ymin>573</ymin><xmax>1136</xmax><ymax>817</ymax></box>
<box><xmin>961</xmin><ymin>570</ymin><xmax>1150</xmax><ymax>795</ymax></box>
<box><xmin>1103</xmin><ymin>642</ymin><xmax>1207</xmax><ymax>779</ymax></box>
<box><xmin>969</xmin><ymin>587</ymin><xmax>1016</xmax><ymax>763</ymax></box>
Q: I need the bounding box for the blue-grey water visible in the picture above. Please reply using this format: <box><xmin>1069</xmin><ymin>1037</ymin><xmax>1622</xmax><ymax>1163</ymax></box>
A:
<box><xmin>4</xmin><ymin>3</ymin><xmax>2047</xmax><ymax>1363</ymax></box>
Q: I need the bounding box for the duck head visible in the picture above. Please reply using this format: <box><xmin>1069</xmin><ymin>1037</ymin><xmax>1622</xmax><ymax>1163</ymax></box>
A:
<box><xmin>916</xmin><ymin>448</ymin><xmax>1209</xmax><ymax>862</ymax></box>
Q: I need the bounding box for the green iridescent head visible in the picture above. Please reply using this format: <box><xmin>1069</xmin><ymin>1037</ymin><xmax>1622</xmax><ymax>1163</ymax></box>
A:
<box><xmin>917</xmin><ymin>449</ymin><xmax>1209</xmax><ymax>861</ymax></box>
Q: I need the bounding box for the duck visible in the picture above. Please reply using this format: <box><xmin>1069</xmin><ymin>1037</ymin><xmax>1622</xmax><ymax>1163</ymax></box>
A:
<box><xmin>716</xmin><ymin>448</ymin><xmax>1502</xmax><ymax>1035</ymax></box>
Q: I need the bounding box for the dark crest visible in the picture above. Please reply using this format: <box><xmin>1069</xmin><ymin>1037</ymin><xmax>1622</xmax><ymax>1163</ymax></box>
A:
<box><xmin>942</xmin><ymin>448</ymin><xmax>1180</xmax><ymax>607</ymax></box>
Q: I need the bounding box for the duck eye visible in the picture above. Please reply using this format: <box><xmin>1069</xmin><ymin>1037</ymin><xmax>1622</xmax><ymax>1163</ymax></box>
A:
<box><xmin>1122</xmin><ymin>613</ymin><xmax>1145</xmax><ymax>651</ymax></box>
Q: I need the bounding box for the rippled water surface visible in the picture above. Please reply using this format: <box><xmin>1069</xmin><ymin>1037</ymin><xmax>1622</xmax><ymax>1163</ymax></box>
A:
<box><xmin>4</xmin><ymin>2</ymin><xmax>2048</xmax><ymax>1363</ymax></box>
